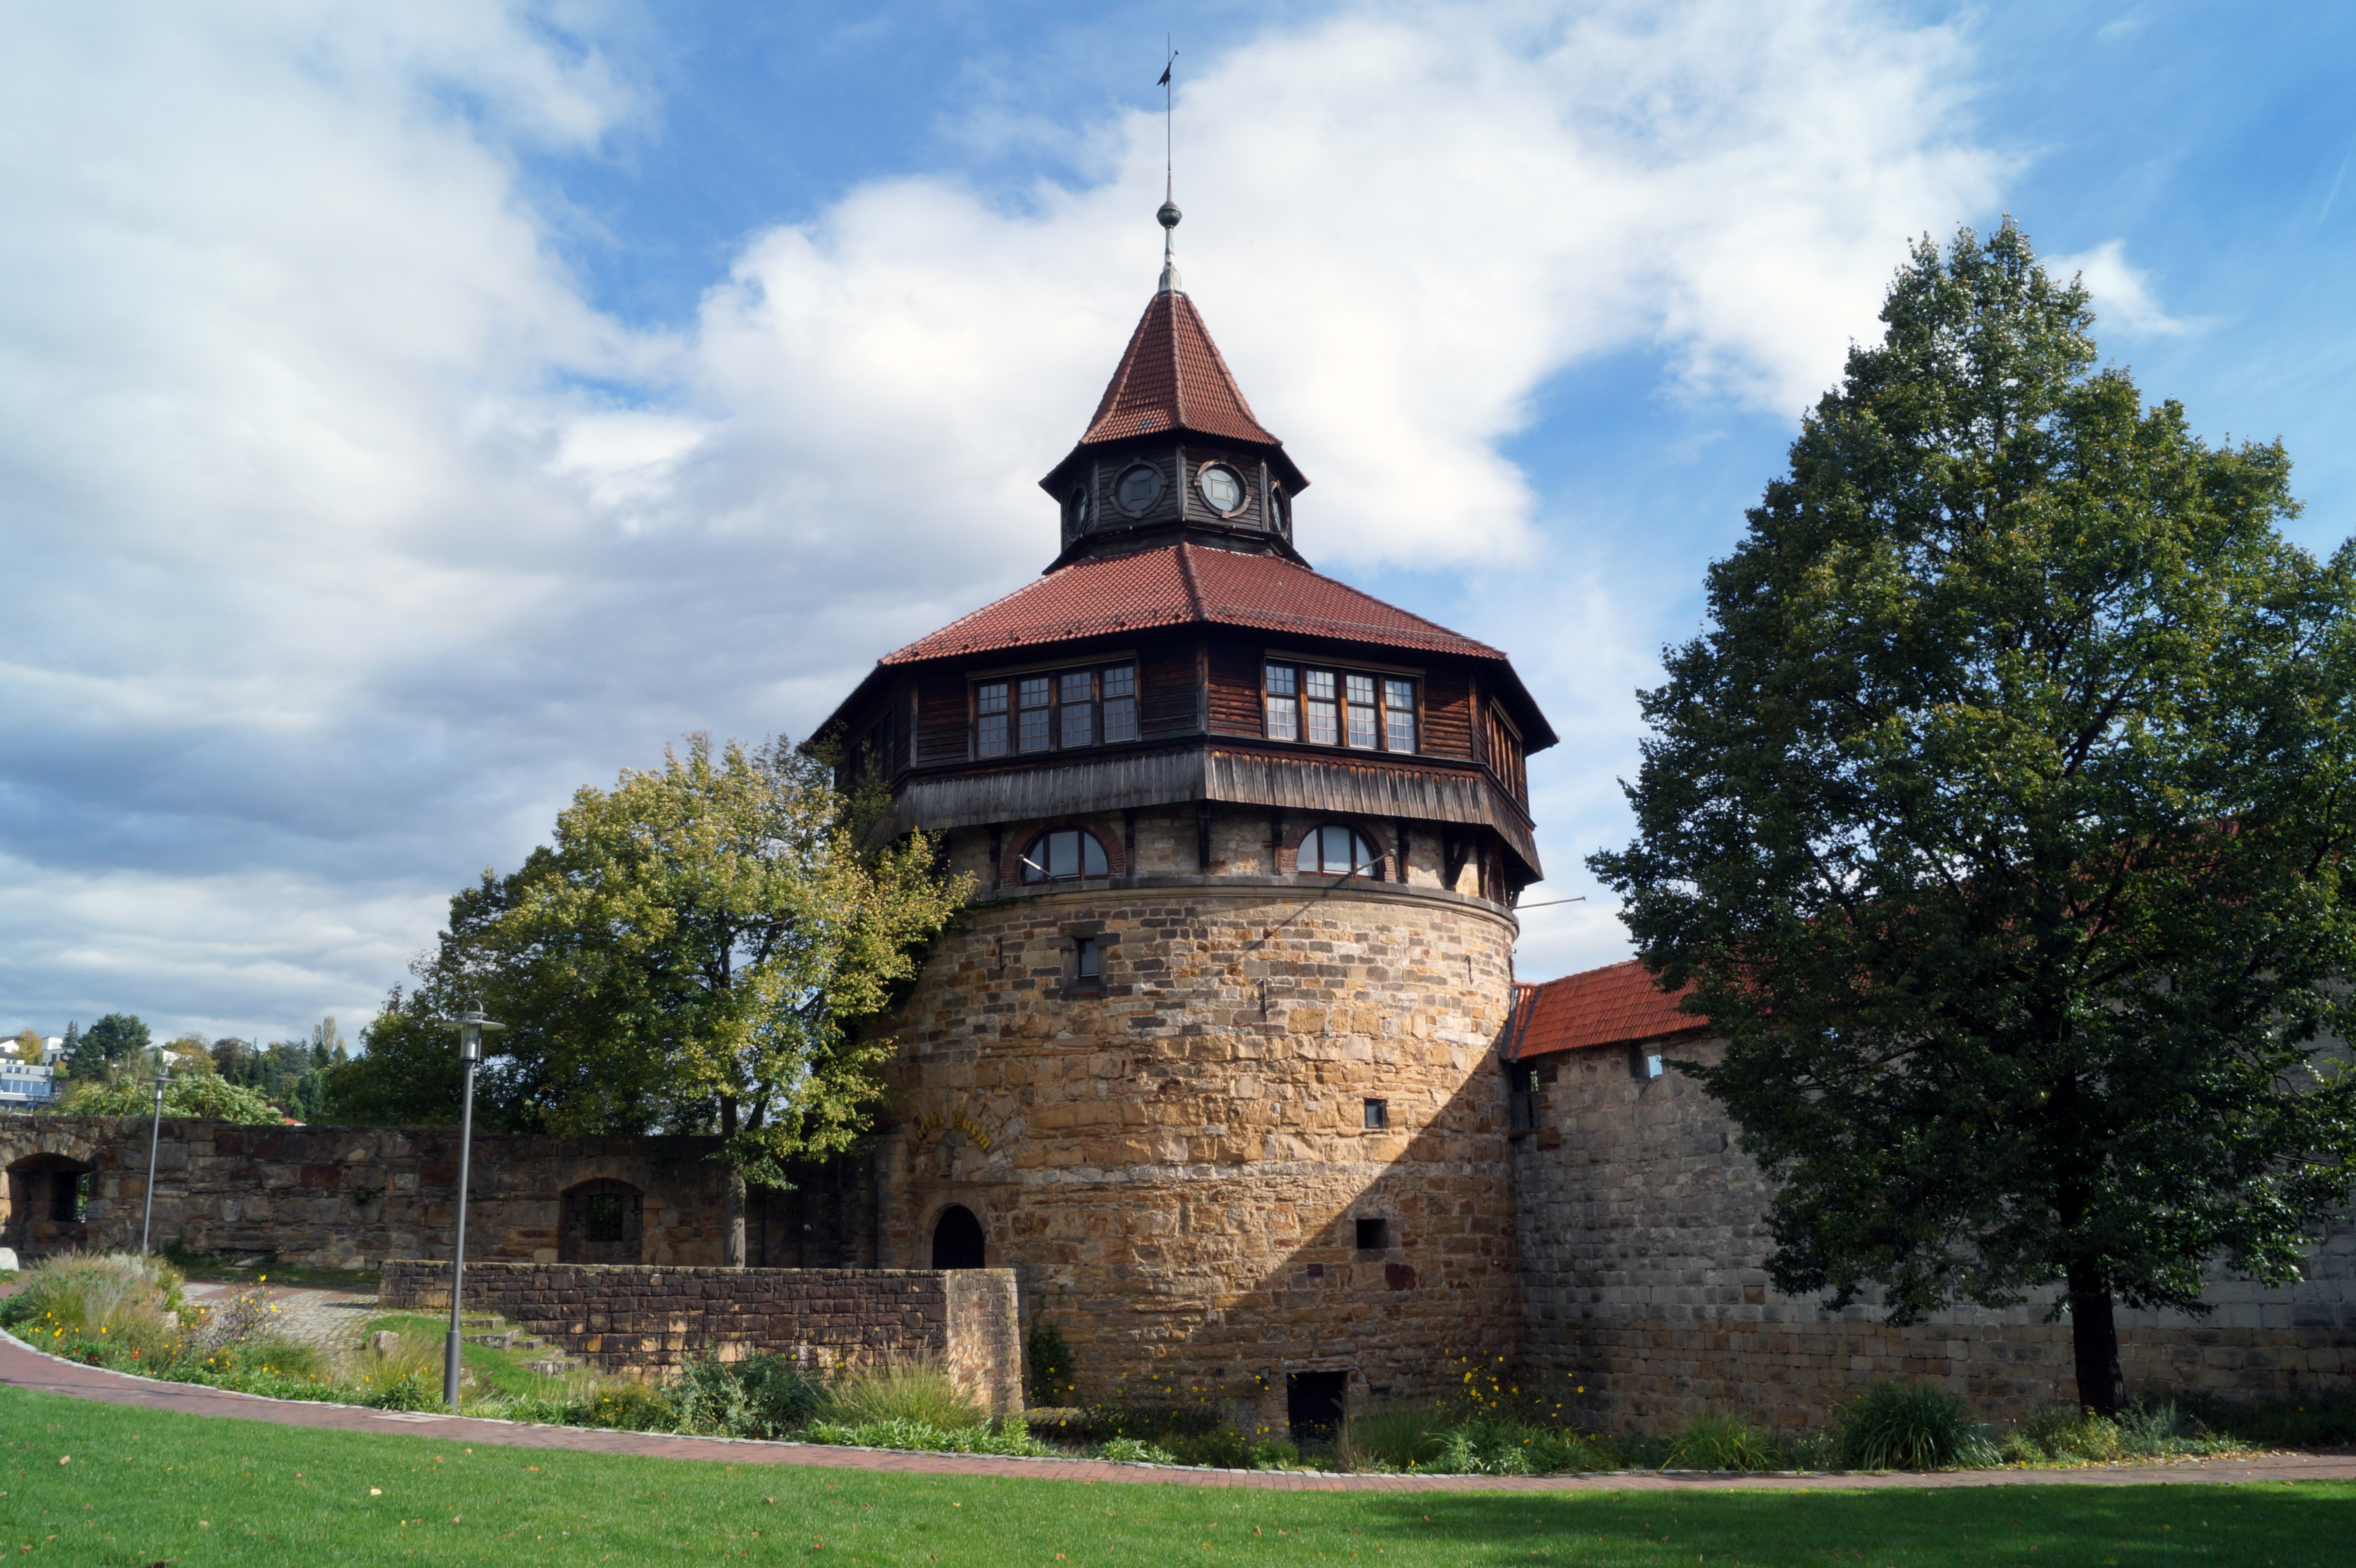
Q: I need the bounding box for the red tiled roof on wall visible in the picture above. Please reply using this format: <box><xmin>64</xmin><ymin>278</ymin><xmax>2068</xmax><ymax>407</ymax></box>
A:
<box><xmin>1507</xmin><ymin>960</ymin><xmax>1708</xmax><ymax>1059</ymax></box>
<box><xmin>1079</xmin><ymin>291</ymin><xmax>1280</xmax><ymax>448</ymax></box>
<box><xmin>881</xmin><ymin>541</ymin><xmax>1505</xmax><ymax>665</ymax></box>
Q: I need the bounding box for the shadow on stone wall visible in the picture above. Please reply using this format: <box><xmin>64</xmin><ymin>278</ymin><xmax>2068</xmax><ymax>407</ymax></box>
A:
<box><xmin>1513</xmin><ymin>1036</ymin><xmax>2356</xmax><ymax>1432</ymax></box>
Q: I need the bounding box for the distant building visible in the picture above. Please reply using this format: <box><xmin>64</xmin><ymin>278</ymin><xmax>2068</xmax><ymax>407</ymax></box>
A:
<box><xmin>0</xmin><ymin>1060</ymin><xmax>56</xmax><ymax>1109</ymax></box>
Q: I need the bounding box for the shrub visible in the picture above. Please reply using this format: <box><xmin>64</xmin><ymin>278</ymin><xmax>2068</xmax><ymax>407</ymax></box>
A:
<box><xmin>822</xmin><ymin>1359</ymin><xmax>986</xmax><ymax>1430</ymax></box>
<box><xmin>1092</xmin><ymin>1435</ymin><xmax>1178</xmax><ymax>1464</ymax></box>
<box><xmin>2</xmin><ymin>1253</ymin><xmax>187</xmax><ymax>1335</ymax></box>
<box><xmin>1342</xmin><ymin>1405</ymin><xmax>1444</xmax><ymax>1471</ymax></box>
<box><xmin>1248</xmin><ymin>1436</ymin><xmax>1304</xmax><ymax>1469</ymax></box>
<box><xmin>1666</xmin><ymin>1410</ymin><xmax>1783</xmax><ymax>1471</ymax></box>
<box><xmin>668</xmin><ymin>1353</ymin><xmax>824</xmax><ymax>1439</ymax></box>
<box><xmin>361</xmin><ymin>1371</ymin><xmax>442</xmax><ymax>1411</ymax></box>
<box><xmin>1160</xmin><ymin>1427</ymin><xmax>1252</xmax><ymax>1468</ymax></box>
<box><xmin>1025</xmin><ymin>1318</ymin><xmax>1074</xmax><ymax>1406</ymax></box>
<box><xmin>1837</xmin><ymin>1381</ymin><xmax>1993</xmax><ymax>1470</ymax></box>
<box><xmin>219</xmin><ymin>1335</ymin><xmax>329</xmax><ymax>1381</ymax></box>
<box><xmin>807</xmin><ymin>1416</ymin><xmax>1053</xmax><ymax>1457</ymax></box>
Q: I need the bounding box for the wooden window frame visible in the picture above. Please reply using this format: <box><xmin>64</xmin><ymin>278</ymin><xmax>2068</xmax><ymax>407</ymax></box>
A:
<box><xmin>970</xmin><ymin>659</ymin><xmax>1141</xmax><ymax>760</ymax></box>
<box><xmin>1260</xmin><ymin>656</ymin><xmax>1421</xmax><ymax>755</ymax></box>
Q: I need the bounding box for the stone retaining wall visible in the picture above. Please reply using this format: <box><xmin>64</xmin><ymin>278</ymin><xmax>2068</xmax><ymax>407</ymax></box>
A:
<box><xmin>1514</xmin><ymin>1035</ymin><xmax>2356</xmax><ymax>1432</ymax></box>
<box><xmin>381</xmin><ymin>1259</ymin><xmax>1022</xmax><ymax>1415</ymax></box>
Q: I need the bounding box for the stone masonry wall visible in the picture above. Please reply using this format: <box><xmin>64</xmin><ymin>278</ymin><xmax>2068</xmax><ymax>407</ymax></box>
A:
<box><xmin>0</xmin><ymin>1119</ymin><xmax>866</xmax><ymax>1271</ymax></box>
<box><xmin>381</xmin><ymin>1259</ymin><xmax>1022</xmax><ymax>1414</ymax></box>
<box><xmin>884</xmin><ymin>804</ymin><xmax>1523</xmax><ymax>1431</ymax></box>
<box><xmin>1515</xmin><ymin>1035</ymin><xmax>2356</xmax><ymax>1432</ymax></box>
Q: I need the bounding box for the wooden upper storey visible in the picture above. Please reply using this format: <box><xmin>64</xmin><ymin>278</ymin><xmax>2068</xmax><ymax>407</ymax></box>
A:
<box><xmin>810</xmin><ymin>272</ymin><xmax>1557</xmax><ymax>885</ymax></box>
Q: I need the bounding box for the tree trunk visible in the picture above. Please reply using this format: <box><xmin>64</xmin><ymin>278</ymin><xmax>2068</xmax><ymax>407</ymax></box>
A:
<box><xmin>2066</xmin><ymin>1262</ymin><xmax>2123</xmax><ymax>1415</ymax></box>
<box><xmin>721</xmin><ymin>1094</ymin><xmax>746</xmax><ymax>1269</ymax></box>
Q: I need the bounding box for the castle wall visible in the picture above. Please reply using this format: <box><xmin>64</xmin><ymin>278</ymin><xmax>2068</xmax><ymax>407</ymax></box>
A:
<box><xmin>1514</xmin><ymin>1036</ymin><xmax>2356</xmax><ymax>1431</ymax></box>
<box><xmin>887</xmin><ymin>806</ymin><xmax>1521</xmax><ymax>1426</ymax></box>
<box><xmin>0</xmin><ymin>1118</ymin><xmax>872</xmax><ymax>1272</ymax></box>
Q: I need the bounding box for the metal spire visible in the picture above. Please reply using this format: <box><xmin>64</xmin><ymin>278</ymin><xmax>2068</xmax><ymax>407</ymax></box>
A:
<box><xmin>1157</xmin><ymin>38</ymin><xmax>1183</xmax><ymax>294</ymax></box>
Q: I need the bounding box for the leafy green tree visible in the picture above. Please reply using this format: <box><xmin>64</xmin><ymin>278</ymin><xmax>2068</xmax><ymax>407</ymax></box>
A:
<box><xmin>82</xmin><ymin>1013</ymin><xmax>150</xmax><ymax>1065</ymax></box>
<box><xmin>66</xmin><ymin>1071</ymin><xmax>282</xmax><ymax>1124</ymax></box>
<box><xmin>333</xmin><ymin>736</ymin><xmax>969</xmax><ymax>1264</ymax></box>
<box><xmin>1590</xmin><ymin>221</ymin><xmax>2356</xmax><ymax>1414</ymax></box>
<box><xmin>12</xmin><ymin>1028</ymin><xmax>41</xmax><ymax>1065</ymax></box>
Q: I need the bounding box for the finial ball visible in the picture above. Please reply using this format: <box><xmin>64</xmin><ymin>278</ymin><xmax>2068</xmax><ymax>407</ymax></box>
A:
<box><xmin>1157</xmin><ymin>201</ymin><xmax>1182</xmax><ymax>231</ymax></box>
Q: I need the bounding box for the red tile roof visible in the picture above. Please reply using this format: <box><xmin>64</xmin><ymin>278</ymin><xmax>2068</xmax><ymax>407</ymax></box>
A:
<box><xmin>1078</xmin><ymin>291</ymin><xmax>1280</xmax><ymax>448</ymax></box>
<box><xmin>880</xmin><ymin>541</ymin><xmax>1506</xmax><ymax>665</ymax></box>
<box><xmin>1506</xmin><ymin>961</ymin><xmax>1708</xmax><ymax>1059</ymax></box>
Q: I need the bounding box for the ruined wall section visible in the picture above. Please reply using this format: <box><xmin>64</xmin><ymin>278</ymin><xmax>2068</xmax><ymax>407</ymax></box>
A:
<box><xmin>382</xmin><ymin>1259</ymin><xmax>1022</xmax><ymax>1414</ymax></box>
<box><xmin>1515</xmin><ymin>1036</ymin><xmax>2356</xmax><ymax>1431</ymax></box>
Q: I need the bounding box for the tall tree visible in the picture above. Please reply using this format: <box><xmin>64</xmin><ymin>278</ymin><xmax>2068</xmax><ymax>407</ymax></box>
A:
<box><xmin>334</xmin><ymin>736</ymin><xmax>970</xmax><ymax>1264</ymax></box>
<box><xmin>82</xmin><ymin>1013</ymin><xmax>150</xmax><ymax>1065</ymax></box>
<box><xmin>1590</xmin><ymin>221</ymin><xmax>2356</xmax><ymax>1414</ymax></box>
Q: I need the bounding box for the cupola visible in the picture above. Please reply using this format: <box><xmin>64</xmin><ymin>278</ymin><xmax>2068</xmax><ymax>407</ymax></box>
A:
<box><xmin>1038</xmin><ymin>204</ymin><xmax>1310</xmax><ymax>571</ymax></box>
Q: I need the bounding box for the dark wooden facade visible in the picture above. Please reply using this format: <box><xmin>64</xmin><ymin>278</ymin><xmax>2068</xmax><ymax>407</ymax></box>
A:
<box><xmin>815</xmin><ymin>274</ymin><xmax>1555</xmax><ymax>908</ymax></box>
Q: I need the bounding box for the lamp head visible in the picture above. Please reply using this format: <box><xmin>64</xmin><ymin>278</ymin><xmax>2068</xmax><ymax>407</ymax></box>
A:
<box><xmin>451</xmin><ymin>999</ymin><xmax>507</xmax><ymax>1064</ymax></box>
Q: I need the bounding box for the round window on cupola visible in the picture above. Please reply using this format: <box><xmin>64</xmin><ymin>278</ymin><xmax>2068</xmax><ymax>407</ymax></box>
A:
<box><xmin>1070</xmin><ymin>486</ymin><xmax>1091</xmax><ymax>531</ymax></box>
<box><xmin>1114</xmin><ymin>462</ymin><xmax>1164</xmax><ymax>515</ymax></box>
<box><xmin>1196</xmin><ymin>462</ymin><xmax>1245</xmax><ymax>516</ymax></box>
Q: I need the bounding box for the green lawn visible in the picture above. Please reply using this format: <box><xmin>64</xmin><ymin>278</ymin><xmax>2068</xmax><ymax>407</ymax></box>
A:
<box><xmin>0</xmin><ymin>1385</ymin><xmax>2346</xmax><ymax>1567</ymax></box>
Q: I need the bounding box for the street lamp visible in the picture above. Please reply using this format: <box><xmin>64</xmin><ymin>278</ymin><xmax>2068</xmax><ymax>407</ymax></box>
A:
<box><xmin>139</xmin><ymin>1060</ymin><xmax>171</xmax><ymax>1253</ymax></box>
<box><xmin>443</xmin><ymin>1001</ymin><xmax>506</xmax><ymax>1412</ymax></box>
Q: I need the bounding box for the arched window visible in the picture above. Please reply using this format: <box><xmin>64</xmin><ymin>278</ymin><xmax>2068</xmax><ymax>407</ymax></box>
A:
<box><xmin>1299</xmin><ymin>824</ymin><xmax>1383</xmax><ymax>877</ymax></box>
<box><xmin>1022</xmin><ymin>828</ymin><xmax>1108</xmax><ymax>882</ymax></box>
<box><xmin>931</xmin><ymin>1204</ymin><xmax>986</xmax><ymax>1269</ymax></box>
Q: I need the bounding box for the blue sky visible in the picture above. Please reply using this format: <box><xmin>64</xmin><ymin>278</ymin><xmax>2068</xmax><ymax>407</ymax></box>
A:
<box><xmin>2</xmin><ymin>0</ymin><xmax>2351</xmax><ymax>1044</ymax></box>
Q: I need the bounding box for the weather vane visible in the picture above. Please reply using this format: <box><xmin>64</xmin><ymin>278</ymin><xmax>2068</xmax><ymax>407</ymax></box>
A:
<box><xmin>1156</xmin><ymin>38</ymin><xmax>1183</xmax><ymax>293</ymax></box>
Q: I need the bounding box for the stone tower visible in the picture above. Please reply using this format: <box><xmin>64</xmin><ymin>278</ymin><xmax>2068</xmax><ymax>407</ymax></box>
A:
<box><xmin>817</xmin><ymin>208</ymin><xmax>1557</xmax><ymax>1427</ymax></box>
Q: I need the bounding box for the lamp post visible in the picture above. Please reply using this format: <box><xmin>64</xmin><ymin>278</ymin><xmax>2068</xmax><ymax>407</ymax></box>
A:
<box><xmin>443</xmin><ymin>1002</ymin><xmax>506</xmax><ymax>1412</ymax></box>
<box><xmin>140</xmin><ymin>1061</ymin><xmax>171</xmax><ymax>1254</ymax></box>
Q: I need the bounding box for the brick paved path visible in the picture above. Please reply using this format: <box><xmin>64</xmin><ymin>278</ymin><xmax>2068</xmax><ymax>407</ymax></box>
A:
<box><xmin>5</xmin><ymin>1300</ymin><xmax>2355</xmax><ymax>1492</ymax></box>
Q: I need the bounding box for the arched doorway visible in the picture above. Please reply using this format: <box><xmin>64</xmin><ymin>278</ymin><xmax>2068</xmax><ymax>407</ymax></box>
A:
<box><xmin>930</xmin><ymin>1204</ymin><xmax>986</xmax><ymax>1269</ymax></box>
<box><xmin>559</xmin><ymin>1178</ymin><xmax>644</xmax><ymax>1265</ymax></box>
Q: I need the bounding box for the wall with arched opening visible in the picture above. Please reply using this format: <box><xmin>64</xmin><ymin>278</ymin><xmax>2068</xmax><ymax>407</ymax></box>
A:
<box><xmin>559</xmin><ymin>1178</ymin><xmax>644</xmax><ymax>1265</ymax></box>
<box><xmin>931</xmin><ymin>1203</ymin><xmax>986</xmax><ymax>1268</ymax></box>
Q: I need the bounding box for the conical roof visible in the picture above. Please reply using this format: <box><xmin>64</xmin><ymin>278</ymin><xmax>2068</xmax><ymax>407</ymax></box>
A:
<box><xmin>1076</xmin><ymin>290</ymin><xmax>1281</xmax><ymax>449</ymax></box>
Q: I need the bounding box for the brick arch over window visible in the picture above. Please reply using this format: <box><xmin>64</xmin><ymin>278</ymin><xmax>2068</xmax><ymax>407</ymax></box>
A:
<box><xmin>1000</xmin><ymin>819</ymin><xmax>1127</xmax><ymax>885</ymax></box>
<box><xmin>560</xmin><ymin>1177</ymin><xmax>644</xmax><ymax>1265</ymax></box>
<box><xmin>1292</xmin><ymin>822</ymin><xmax>1392</xmax><ymax>879</ymax></box>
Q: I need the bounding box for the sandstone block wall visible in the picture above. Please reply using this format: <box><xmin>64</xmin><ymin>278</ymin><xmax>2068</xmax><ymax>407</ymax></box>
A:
<box><xmin>1514</xmin><ymin>1035</ymin><xmax>2356</xmax><ymax>1431</ymax></box>
<box><xmin>888</xmin><ymin>804</ymin><xmax>1523</xmax><ymax>1428</ymax></box>
<box><xmin>0</xmin><ymin>1118</ymin><xmax>871</xmax><ymax>1272</ymax></box>
<box><xmin>381</xmin><ymin>1259</ymin><xmax>1022</xmax><ymax>1414</ymax></box>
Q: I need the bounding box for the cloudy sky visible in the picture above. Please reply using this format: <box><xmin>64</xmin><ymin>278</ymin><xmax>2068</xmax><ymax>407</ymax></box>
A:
<box><xmin>3</xmin><ymin>0</ymin><xmax>2351</xmax><ymax>1045</ymax></box>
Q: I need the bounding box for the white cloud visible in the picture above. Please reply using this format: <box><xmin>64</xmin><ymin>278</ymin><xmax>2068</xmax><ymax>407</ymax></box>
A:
<box><xmin>2049</xmin><ymin>238</ymin><xmax>2197</xmax><ymax>337</ymax></box>
<box><xmin>0</xmin><ymin>0</ymin><xmax>2003</xmax><ymax>1026</ymax></box>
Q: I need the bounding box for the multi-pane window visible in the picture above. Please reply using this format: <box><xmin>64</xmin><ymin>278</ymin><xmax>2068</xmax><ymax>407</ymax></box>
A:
<box><xmin>1264</xmin><ymin>662</ymin><xmax>1416</xmax><ymax>752</ymax></box>
<box><xmin>1019</xmin><ymin>677</ymin><xmax>1054</xmax><ymax>752</ymax></box>
<box><xmin>1384</xmin><ymin>679</ymin><xmax>1416</xmax><ymax>751</ymax></box>
<box><xmin>976</xmin><ymin>683</ymin><xmax>1010</xmax><ymax>757</ymax></box>
<box><xmin>1023</xmin><ymin>828</ymin><xmax>1110</xmax><ymax>882</ymax></box>
<box><xmin>1264</xmin><ymin>664</ymin><xmax>1298</xmax><ymax>740</ymax></box>
<box><xmin>975</xmin><ymin>664</ymin><xmax>1137</xmax><ymax>759</ymax></box>
<box><xmin>1102</xmin><ymin>665</ymin><xmax>1137</xmax><ymax>742</ymax></box>
<box><xmin>1302</xmin><ymin>824</ymin><xmax>1383</xmax><ymax>876</ymax></box>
